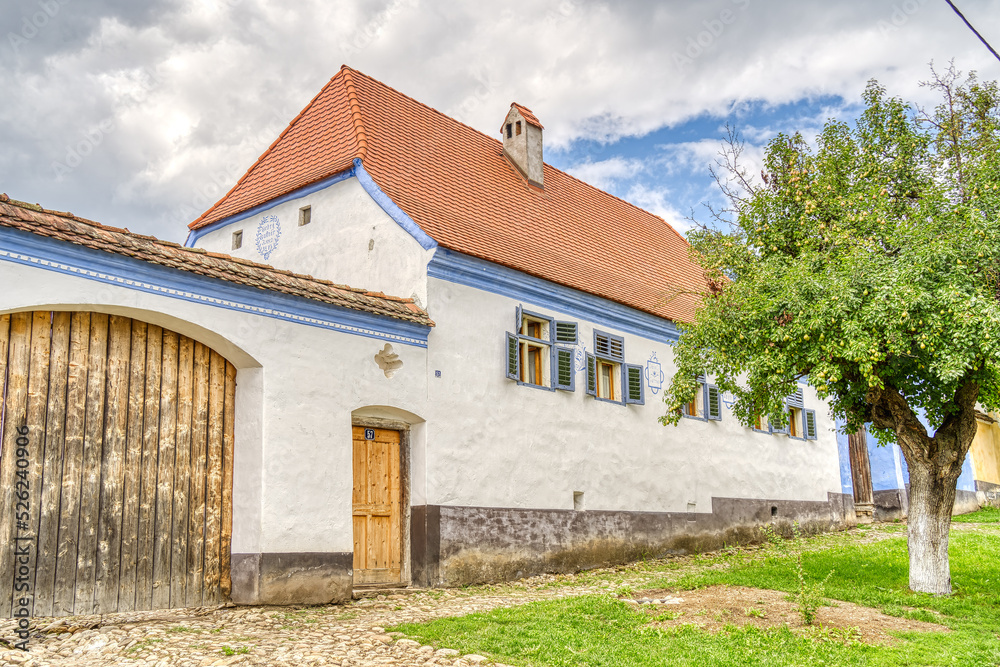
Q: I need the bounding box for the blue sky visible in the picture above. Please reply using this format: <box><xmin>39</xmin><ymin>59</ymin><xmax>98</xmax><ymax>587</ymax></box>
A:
<box><xmin>1</xmin><ymin>0</ymin><xmax>999</xmax><ymax>241</ymax></box>
<box><xmin>550</xmin><ymin>95</ymin><xmax>863</xmax><ymax>231</ymax></box>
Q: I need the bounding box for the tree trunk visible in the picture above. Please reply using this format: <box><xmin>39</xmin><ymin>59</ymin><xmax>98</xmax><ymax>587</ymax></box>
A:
<box><xmin>903</xmin><ymin>453</ymin><xmax>964</xmax><ymax>595</ymax></box>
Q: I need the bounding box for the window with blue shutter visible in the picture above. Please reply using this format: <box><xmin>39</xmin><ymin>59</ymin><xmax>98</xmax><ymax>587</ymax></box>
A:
<box><xmin>553</xmin><ymin>347</ymin><xmax>575</xmax><ymax>391</ymax></box>
<box><xmin>624</xmin><ymin>364</ymin><xmax>644</xmax><ymax>404</ymax></box>
<box><xmin>586</xmin><ymin>353</ymin><xmax>597</xmax><ymax>396</ymax></box>
<box><xmin>682</xmin><ymin>375</ymin><xmax>707</xmax><ymax>420</ymax></box>
<box><xmin>804</xmin><ymin>409</ymin><xmax>818</xmax><ymax>440</ymax></box>
<box><xmin>707</xmin><ymin>385</ymin><xmax>722</xmax><ymax>421</ymax></box>
<box><xmin>504</xmin><ymin>306</ymin><xmax>577</xmax><ymax>392</ymax></box>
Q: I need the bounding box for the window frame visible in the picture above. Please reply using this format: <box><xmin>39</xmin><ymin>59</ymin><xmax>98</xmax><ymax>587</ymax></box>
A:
<box><xmin>589</xmin><ymin>330</ymin><xmax>626</xmax><ymax>405</ymax></box>
<box><xmin>506</xmin><ymin>307</ymin><xmax>577</xmax><ymax>393</ymax></box>
<box><xmin>681</xmin><ymin>375</ymin><xmax>708</xmax><ymax>421</ymax></box>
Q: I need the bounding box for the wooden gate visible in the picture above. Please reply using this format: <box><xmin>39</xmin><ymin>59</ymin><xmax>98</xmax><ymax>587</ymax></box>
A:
<box><xmin>352</xmin><ymin>426</ymin><xmax>401</xmax><ymax>585</ymax></box>
<box><xmin>0</xmin><ymin>311</ymin><xmax>236</xmax><ymax>617</ymax></box>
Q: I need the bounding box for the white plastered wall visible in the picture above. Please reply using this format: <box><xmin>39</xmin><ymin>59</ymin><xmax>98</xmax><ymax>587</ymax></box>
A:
<box><xmin>193</xmin><ymin>177</ymin><xmax>434</xmax><ymax>307</ymax></box>
<box><xmin>0</xmin><ymin>260</ymin><xmax>429</xmax><ymax>556</ymax></box>
<box><xmin>423</xmin><ymin>276</ymin><xmax>843</xmax><ymax>514</ymax></box>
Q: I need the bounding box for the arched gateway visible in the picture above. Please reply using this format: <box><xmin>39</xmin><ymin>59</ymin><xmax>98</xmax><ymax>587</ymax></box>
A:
<box><xmin>0</xmin><ymin>311</ymin><xmax>236</xmax><ymax>617</ymax></box>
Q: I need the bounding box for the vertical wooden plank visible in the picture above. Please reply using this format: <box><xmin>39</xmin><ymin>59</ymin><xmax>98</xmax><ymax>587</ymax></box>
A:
<box><xmin>169</xmin><ymin>336</ymin><xmax>193</xmax><ymax>608</ymax></box>
<box><xmin>389</xmin><ymin>434</ymin><xmax>401</xmax><ymax>576</ymax></box>
<box><xmin>34</xmin><ymin>312</ymin><xmax>70</xmax><ymax>617</ymax></box>
<box><xmin>151</xmin><ymin>330</ymin><xmax>178</xmax><ymax>609</ymax></box>
<box><xmin>186</xmin><ymin>343</ymin><xmax>210</xmax><ymax>607</ymax></box>
<box><xmin>849</xmin><ymin>428</ymin><xmax>875</xmax><ymax>506</ymax></box>
<box><xmin>24</xmin><ymin>312</ymin><xmax>53</xmax><ymax>616</ymax></box>
<box><xmin>74</xmin><ymin>313</ymin><xmax>110</xmax><ymax>615</ymax></box>
<box><xmin>93</xmin><ymin>316</ymin><xmax>132</xmax><ymax>613</ymax></box>
<box><xmin>352</xmin><ymin>430</ymin><xmax>367</xmax><ymax>573</ymax></box>
<box><xmin>53</xmin><ymin>312</ymin><xmax>90</xmax><ymax>616</ymax></box>
<box><xmin>202</xmin><ymin>351</ymin><xmax>226</xmax><ymax>604</ymax></box>
<box><xmin>117</xmin><ymin>320</ymin><xmax>147</xmax><ymax>613</ymax></box>
<box><xmin>135</xmin><ymin>325</ymin><xmax>162</xmax><ymax>611</ymax></box>
<box><xmin>220</xmin><ymin>361</ymin><xmax>236</xmax><ymax>600</ymax></box>
<box><xmin>0</xmin><ymin>313</ymin><xmax>26</xmax><ymax>617</ymax></box>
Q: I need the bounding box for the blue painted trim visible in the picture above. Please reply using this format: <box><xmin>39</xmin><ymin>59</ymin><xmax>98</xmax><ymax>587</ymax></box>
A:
<box><xmin>184</xmin><ymin>169</ymin><xmax>357</xmax><ymax>247</ymax></box>
<box><xmin>428</xmin><ymin>248</ymin><xmax>681</xmax><ymax>345</ymax></box>
<box><xmin>515</xmin><ymin>380</ymin><xmax>556</xmax><ymax>392</ymax></box>
<box><xmin>353</xmin><ymin>159</ymin><xmax>438</xmax><ymax>251</ymax></box>
<box><xmin>1</xmin><ymin>227</ymin><xmax>430</xmax><ymax>348</ymax></box>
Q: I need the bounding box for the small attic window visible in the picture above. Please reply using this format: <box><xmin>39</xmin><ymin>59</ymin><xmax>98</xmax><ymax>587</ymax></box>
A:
<box><xmin>232</xmin><ymin>230</ymin><xmax>243</xmax><ymax>250</ymax></box>
<box><xmin>299</xmin><ymin>205</ymin><xmax>312</xmax><ymax>226</ymax></box>
<box><xmin>516</xmin><ymin>121</ymin><xmax>522</xmax><ymax>136</ymax></box>
<box><xmin>506</xmin><ymin>123</ymin><xmax>512</xmax><ymax>139</ymax></box>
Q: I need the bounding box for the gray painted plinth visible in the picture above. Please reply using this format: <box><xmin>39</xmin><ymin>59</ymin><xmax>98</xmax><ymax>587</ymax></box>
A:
<box><xmin>231</xmin><ymin>552</ymin><xmax>353</xmax><ymax>605</ymax></box>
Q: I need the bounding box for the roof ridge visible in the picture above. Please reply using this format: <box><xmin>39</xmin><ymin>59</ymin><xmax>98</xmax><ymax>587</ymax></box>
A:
<box><xmin>188</xmin><ymin>73</ymin><xmax>351</xmax><ymax>230</ymax></box>
<box><xmin>345</xmin><ymin>70</ymin><xmax>685</xmax><ymax>246</ymax></box>
<box><xmin>340</xmin><ymin>65</ymin><xmax>369</xmax><ymax>161</ymax></box>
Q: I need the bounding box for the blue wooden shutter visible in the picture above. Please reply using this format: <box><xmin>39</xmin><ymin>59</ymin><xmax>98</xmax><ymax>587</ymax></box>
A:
<box><xmin>594</xmin><ymin>331</ymin><xmax>624</xmax><ymax>362</ymax></box>
<box><xmin>586</xmin><ymin>353</ymin><xmax>597</xmax><ymax>396</ymax></box>
<box><xmin>804</xmin><ymin>409</ymin><xmax>818</xmax><ymax>439</ymax></box>
<box><xmin>505</xmin><ymin>332</ymin><xmax>519</xmax><ymax>380</ymax></box>
<box><xmin>785</xmin><ymin>388</ymin><xmax>804</xmax><ymax>408</ymax></box>
<box><xmin>554</xmin><ymin>347</ymin><xmax>575</xmax><ymax>391</ymax></box>
<box><xmin>515</xmin><ymin>305</ymin><xmax>523</xmax><ymax>333</ymax></box>
<box><xmin>707</xmin><ymin>385</ymin><xmax>722</xmax><ymax>420</ymax></box>
<box><xmin>555</xmin><ymin>321</ymin><xmax>578</xmax><ymax>344</ymax></box>
<box><xmin>625</xmin><ymin>364</ymin><xmax>644</xmax><ymax>404</ymax></box>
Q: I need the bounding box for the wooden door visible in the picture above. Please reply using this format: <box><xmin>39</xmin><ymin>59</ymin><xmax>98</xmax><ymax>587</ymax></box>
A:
<box><xmin>0</xmin><ymin>311</ymin><xmax>235</xmax><ymax>617</ymax></box>
<box><xmin>352</xmin><ymin>426</ymin><xmax>402</xmax><ymax>585</ymax></box>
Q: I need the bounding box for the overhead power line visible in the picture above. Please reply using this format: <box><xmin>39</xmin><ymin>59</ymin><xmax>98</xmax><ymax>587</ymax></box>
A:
<box><xmin>944</xmin><ymin>0</ymin><xmax>1000</xmax><ymax>64</ymax></box>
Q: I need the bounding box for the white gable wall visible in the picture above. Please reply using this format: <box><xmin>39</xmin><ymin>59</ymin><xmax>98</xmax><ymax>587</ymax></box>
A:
<box><xmin>192</xmin><ymin>176</ymin><xmax>434</xmax><ymax>307</ymax></box>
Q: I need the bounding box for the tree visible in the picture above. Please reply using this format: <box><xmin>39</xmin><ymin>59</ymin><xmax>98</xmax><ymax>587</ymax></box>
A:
<box><xmin>662</xmin><ymin>65</ymin><xmax>1000</xmax><ymax>595</ymax></box>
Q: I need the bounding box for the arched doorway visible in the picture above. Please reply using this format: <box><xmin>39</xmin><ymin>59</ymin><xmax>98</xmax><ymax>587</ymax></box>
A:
<box><xmin>0</xmin><ymin>311</ymin><xmax>236</xmax><ymax>616</ymax></box>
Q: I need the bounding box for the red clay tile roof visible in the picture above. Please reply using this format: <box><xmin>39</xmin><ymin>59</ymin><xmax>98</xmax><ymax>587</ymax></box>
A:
<box><xmin>509</xmin><ymin>103</ymin><xmax>543</xmax><ymax>129</ymax></box>
<box><xmin>190</xmin><ymin>66</ymin><xmax>708</xmax><ymax>323</ymax></box>
<box><xmin>0</xmin><ymin>195</ymin><xmax>433</xmax><ymax>326</ymax></box>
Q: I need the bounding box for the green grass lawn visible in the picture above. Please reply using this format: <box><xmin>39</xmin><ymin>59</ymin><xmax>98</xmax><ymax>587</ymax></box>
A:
<box><xmin>953</xmin><ymin>505</ymin><xmax>1000</xmax><ymax>523</ymax></box>
<box><xmin>392</xmin><ymin>524</ymin><xmax>1000</xmax><ymax>666</ymax></box>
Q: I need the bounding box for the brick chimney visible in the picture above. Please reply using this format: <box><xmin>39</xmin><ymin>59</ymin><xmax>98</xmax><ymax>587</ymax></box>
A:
<box><xmin>501</xmin><ymin>103</ymin><xmax>544</xmax><ymax>187</ymax></box>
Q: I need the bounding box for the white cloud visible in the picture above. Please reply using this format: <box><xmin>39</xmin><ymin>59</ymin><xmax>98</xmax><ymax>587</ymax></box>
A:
<box><xmin>2</xmin><ymin>0</ymin><xmax>999</xmax><ymax>238</ymax></box>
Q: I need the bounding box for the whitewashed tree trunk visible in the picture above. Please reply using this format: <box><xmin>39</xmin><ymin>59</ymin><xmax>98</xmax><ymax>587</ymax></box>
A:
<box><xmin>904</xmin><ymin>462</ymin><xmax>961</xmax><ymax>595</ymax></box>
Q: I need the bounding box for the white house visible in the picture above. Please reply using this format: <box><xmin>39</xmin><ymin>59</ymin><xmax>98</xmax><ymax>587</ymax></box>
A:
<box><xmin>0</xmin><ymin>66</ymin><xmax>851</xmax><ymax>616</ymax></box>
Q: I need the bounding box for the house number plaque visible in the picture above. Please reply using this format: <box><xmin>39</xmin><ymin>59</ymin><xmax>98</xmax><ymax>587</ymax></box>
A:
<box><xmin>364</xmin><ymin>429</ymin><xmax>375</xmax><ymax>440</ymax></box>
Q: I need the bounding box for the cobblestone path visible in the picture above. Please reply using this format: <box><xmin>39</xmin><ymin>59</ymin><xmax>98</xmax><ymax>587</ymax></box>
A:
<box><xmin>0</xmin><ymin>575</ymin><xmax>612</xmax><ymax>667</ymax></box>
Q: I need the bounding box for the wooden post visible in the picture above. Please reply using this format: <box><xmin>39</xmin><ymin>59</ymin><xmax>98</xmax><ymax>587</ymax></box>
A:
<box><xmin>849</xmin><ymin>427</ymin><xmax>875</xmax><ymax>522</ymax></box>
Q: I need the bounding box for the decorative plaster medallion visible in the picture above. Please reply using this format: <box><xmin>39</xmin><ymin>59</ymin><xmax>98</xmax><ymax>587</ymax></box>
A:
<box><xmin>645</xmin><ymin>352</ymin><xmax>664</xmax><ymax>395</ymax></box>
<box><xmin>374</xmin><ymin>343</ymin><xmax>403</xmax><ymax>378</ymax></box>
<box><xmin>255</xmin><ymin>214</ymin><xmax>281</xmax><ymax>260</ymax></box>
<box><xmin>722</xmin><ymin>391</ymin><xmax>736</xmax><ymax>409</ymax></box>
<box><xmin>574</xmin><ymin>345</ymin><xmax>587</xmax><ymax>373</ymax></box>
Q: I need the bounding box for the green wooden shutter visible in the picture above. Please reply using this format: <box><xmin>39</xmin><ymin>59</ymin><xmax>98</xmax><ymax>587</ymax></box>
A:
<box><xmin>586</xmin><ymin>353</ymin><xmax>597</xmax><ymax>396</ymax></box>
<box><xmin>772</xmin><ymin>410</ymin><xmax>790</xmax><ymax>435</ymax></box>
<box><xmin>553</xmin><ymin>347</ymin><xmax>575</xmax><ymax>391</ymax></box>
<box><xmin>707</xmin><ymin>385</ymin><xmax>722</xmax><ymax>420</ymax></box>
<box><xmin>804</xmin><ymin>410</ymin><xmax>818</xmax><ymax>439</ymax></box>
<box><xmin>624</xmin><ymin>364</ymin><xmax>644</xmax><ymax>404</ymax></box>
<box><xmin>505</xmin><ymin>332</ymin><xmax>519</xmax><ymax>380</ymax></box>
<box><xmin>555</xmin><ymin>321</ymin><xmax>578</xmax><ymax>344</ymax></box>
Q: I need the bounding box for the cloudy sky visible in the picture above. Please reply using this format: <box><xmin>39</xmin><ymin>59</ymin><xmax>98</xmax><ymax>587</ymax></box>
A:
<box><xmin>2</xmin><ymin>0</ymin><xmax>1000</xmax><ymax>242</ymax></box>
